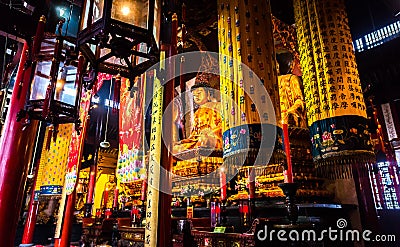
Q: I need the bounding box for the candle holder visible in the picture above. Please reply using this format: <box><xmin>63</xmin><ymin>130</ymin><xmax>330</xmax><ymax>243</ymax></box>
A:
<box><xmin>220</xmin><ymin>199</ymin><xmax>227</xmax><ymax>226</ymax></box>
<box><xmin>140</xmin><ymin>201</ymin><xmax>146</xmax><ymax>225</ymax></box>
<box><xmin>278</xmin><ymin>183</ymin><xmax>299</xmax><ymax>225</ymax></box>
<box><xmin>112</xmin><ymin>207</ymin><xmax>119</xmax><ymax>218</ymax></box>
<box><xmin>210</xmin><ymin>201</ymin><xmax>220</xmax><ymax>228</ymax></box>
<box><xmin>95</xmin><ymin>208</ymin><xmax>103</xmax><ymax>225</ymax></box>
<box><xmin>83</xmin><ymin>203</ymin><xmax>93</xmax><ymax>218</ymax></box>
<box><xmin>238</xmin><ymin>199</ymin><xmax>251</xmax><ymax>231</ymax></box>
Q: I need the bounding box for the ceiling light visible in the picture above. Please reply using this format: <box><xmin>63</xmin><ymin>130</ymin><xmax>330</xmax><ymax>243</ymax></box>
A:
<box><xmin>121</xmin><ymin>6</ymin><xmax>130</xmax><ymax>16</ymax></box>
<box><xmin>59</xmin><ymin>7</ymin><xmax>66</xmax><ymax>17</ymax></box>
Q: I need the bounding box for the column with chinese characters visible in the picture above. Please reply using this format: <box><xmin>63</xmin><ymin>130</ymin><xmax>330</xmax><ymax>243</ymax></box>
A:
<box><xmin>294</xmin><ymin>0</ymin><xmax>377</xmax><ymax>232</ymax></box>
<box><xmin>218</xmin><ymin>0</ymin><xmax>285</xmax><ymax>203</ymax></box>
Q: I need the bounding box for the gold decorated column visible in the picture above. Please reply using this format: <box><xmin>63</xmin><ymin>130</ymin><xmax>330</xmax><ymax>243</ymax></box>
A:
<box><xmin>218</xmin><ymin>0</ymin><xmax>284</xmax><ymax>175</ymax></box>
<box><xmin>294</xmin><ymin>0</ymin><xmax>374</xmax><ymax>172</ymax></box>
<box><xmin>293</xmin><ymin>0</ymin><xmax>378</xmax><ymax>231</ymax></box>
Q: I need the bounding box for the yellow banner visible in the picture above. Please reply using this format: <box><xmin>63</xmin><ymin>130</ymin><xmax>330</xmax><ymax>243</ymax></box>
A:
<box><xmin>36</xmin><ymin>124</ymin><xmax>73</xmax><ymax>195</ymax></box>
<box><xmin>294</xmin><ymin>0</ymin><xmax>367</xmax><ymax>126</ymax></box>
<box><xmin>144</xmin><ymin>70</ymin><xmax>163</xmax><ymax>247</ymax></box>
<box><xmin>218</xmin><ymin>0</ymin><xmax>280</xmax><ymax>130</ymax></box>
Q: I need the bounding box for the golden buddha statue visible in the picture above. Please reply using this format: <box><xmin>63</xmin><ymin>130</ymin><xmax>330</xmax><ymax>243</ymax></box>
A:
<box><xmin>101</xmin><ymin>174</ymin><xmax>117</xmax><ymax>208</ymax></box>
<box><xmin>277</xmin><ymin>59</ymin><xmax>307</xmax><ymax>128</ymax></box>
<box><xmin>173</xmin><ymin>82</ymin><xmax>222</xmax><ymax>154</ymax></box>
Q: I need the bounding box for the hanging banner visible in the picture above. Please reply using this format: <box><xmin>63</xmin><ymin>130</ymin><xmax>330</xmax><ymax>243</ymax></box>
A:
<box><xmin>36</xmin><ymin>124</ymin><xmax>73</xmax><ymax>196</ymax></box>
<box><xmin>295</xmin><ymin>0</ymin><xmax>367</xmax><ymax>125</ymax></box>
<box><xmin>117</xmin><ymin>75</ymin><xmax>146</xmax><ymax>183</ymax></box>
<box><xmin>65</xmin><ymin>90</ymin><xmax>92</xmax><ymax>195</ymax></box>
<box><xmin>144</xmin><ymin>70</ymin><xmax>163</xmax><ymax>247</ymax></box>
<box><xmin>218</xmin><ymin>0</ymin><xmax>284</xmax><ymax>167</ymax></box>
<box><xmin>381</xmin><ymin>103</ymin><xmax>398</xmax><ymax>141</ymax></box>
<box><xmin>293</xmin><ymin>0</ymin><xmax>373</xmax><ymax>161</ymax></box>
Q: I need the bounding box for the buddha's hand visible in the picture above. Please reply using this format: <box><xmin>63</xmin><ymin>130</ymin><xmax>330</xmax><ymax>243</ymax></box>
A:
<box><xmin>198</xmin><ymin>130</ymin><xmax>217</xmax><ymax>148</ymax></box>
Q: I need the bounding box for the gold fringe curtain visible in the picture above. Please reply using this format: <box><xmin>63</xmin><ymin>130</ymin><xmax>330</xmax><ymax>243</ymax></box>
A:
<box><xmin>293</xmin><ymin>0</ymin><xmax>375</xmax><ymax>174</ymax></box>
<box><xmin>218</xmin><ymin>0</ymin><xmax>284</xmax><ymax>167</ymax></box>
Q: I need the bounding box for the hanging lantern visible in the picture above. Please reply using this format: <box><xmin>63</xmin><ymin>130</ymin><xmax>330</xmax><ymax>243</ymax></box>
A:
<box><xmin>24</xmin><ymin>34</ymin><xmax>82</xmax><ymax>125</ymax></box>
<box><xmin>77</xmin><ymin>0</ymin><xmax>161</xmax><ymax>87</ymax></box>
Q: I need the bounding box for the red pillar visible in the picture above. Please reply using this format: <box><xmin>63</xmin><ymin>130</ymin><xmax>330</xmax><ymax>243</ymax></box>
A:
<box><xmin>21</xmin><ymin>161</ymin><xmax>41</xmax><ymax>244</ymax></box>
<box><xmin>22</xmin><ymin>200</ymin><xmax>39</xmax><ymax>244</ymax></box>
<box><xmin>54</xmin><ymin>53</ymin><xmax>87</xmax><ymax>247</ymax></box>
<box><xmin>157</xmin><ymin>13</ymin><xmax>178</xmax><ymax>247</ymax></box>
<box><xmin>55</xmin><ymin>192</ymin><xmax>77</xmax><ymax>247</ymax></box>
<box><xmin>0</xmin><ymin>16</ymin><xmax>45</xmax><ymax>247</ymax></box>
<box><xmin>87</xmin><ymin>162</ymin><xmax>97</xmax><ymax>205</ymax></box>
<box><xmin>352</xmin><ymin>163</ymin><xmax>379</xmax><ymax>232</ymax></box>
<box><xmin>84</xmin><ymin>147</ymin><xmax>99</xmax><ymax>217</ymax></box>
<box><xmin>84</xmin><ymin>113</ymin><xmax>102</xmax><ymax>217</ymax></box>
<box><xmin>157</xmin><ymin>50</ymin><xmax>174</xmax><ymax>247</ymax></box>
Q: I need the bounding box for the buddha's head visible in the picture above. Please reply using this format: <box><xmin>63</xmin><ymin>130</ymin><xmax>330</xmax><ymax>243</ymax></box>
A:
<box><xmin>191</xmin><ymin>82</ymin><xmax>212</xmax><ymax>106</ymax></box>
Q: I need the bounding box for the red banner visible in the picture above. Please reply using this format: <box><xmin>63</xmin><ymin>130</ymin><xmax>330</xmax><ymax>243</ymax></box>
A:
<box><xmin>65</xmin><ymin>90</ymin><xmax>91</xmax><ymax>195</ymax></box>
<box><xmin>117</xmin><ymin>75</ymin><xmax>146</xmax><ymax>183</ymax></box>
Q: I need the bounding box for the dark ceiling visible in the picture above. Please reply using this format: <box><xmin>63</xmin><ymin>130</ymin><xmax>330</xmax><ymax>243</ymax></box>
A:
<box><xmin>179</xmin><ymin>0</ymin><xmax>400</xmax><ymax>53</ymax></box>
<box><xmin>1</xmin><ymin>0</ymin><xmax>399</xmax><ymax>50</ymax></box>
<box><xmin>0</xmin><ymin>0</ymin><xmax>399</xmax><ymax>158</ymax></box>
<box><xmin>1</xmin><ymin>0</ymin><xmax>400</xmax><ymax>116</ymax></box>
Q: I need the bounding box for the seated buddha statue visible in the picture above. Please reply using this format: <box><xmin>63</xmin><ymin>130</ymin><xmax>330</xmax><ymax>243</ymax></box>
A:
<box><xmin>173</xmin><ymin>82</ymin><xmax>222</xmax><ymax>154</ymax></box>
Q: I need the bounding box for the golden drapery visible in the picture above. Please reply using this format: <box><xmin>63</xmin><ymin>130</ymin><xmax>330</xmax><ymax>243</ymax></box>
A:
<box><xmin>35</xmin><ymin>124</ymin><xmax>73</xmax><ymax>196</ymax></box>
<box><xmin>218</xmin><ymin>0</ymin><xmax>284</xmax><ymax>167</ymax></box>
<box><xmin>294</xmin><ymin>0</ymin><xmax>374</xmax><ymax>176</ymax></box>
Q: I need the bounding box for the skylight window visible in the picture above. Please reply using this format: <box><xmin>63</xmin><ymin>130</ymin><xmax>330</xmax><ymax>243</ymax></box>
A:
<box><xmin>354</xmin><ymin>21</ymin><xmax>400</xmax><ymax>52</ymax></box>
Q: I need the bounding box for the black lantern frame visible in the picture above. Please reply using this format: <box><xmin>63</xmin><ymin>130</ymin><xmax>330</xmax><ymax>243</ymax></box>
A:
<box><xmin>77</xmin><ymin>0</ymin><xmax>160</xmax><ymax>88</ymax></box>
<box><xmin>23</xmin><ymin>33</ymin><xmax>82</xmax><ymax>126</ymax></box>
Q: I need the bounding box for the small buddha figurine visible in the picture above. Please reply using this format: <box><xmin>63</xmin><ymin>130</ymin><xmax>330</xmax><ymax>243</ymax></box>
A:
<box><xmin>173</xmin><ymin>82</ymin><xmax>222</xmax><ymax>153</ymax></box>
<box><xmin>102</xmin><ymin>174</ymin><xmax>117</xmax><ymax>208</ymax></box>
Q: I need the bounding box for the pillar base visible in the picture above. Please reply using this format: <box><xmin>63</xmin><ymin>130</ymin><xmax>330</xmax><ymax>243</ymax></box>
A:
<box><xmin>278</xmin><ymin>183</ymin><xmax>299</xmax><ymax>225</ymax></box>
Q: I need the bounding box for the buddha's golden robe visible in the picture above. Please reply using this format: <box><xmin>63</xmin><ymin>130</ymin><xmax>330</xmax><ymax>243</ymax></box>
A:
<box><xmin>278</xmin><ymin>74</ymin><xmax>307</xmax><ymax>128</ymax></box>
<box><xmin>173</xmin><ymin>102</ymin><xmax>222</xmax><ymax>153</ymax></box>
